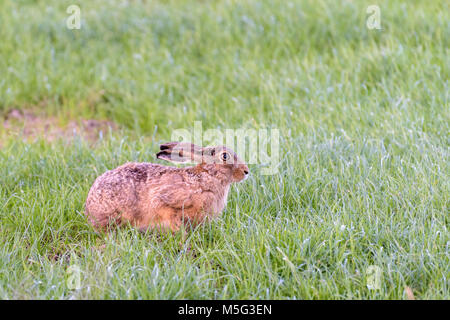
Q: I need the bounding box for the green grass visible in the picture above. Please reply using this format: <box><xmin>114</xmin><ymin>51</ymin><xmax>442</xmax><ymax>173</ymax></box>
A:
<box><xmin>0</xmin><ymin>0</ymin><xmax>449</xmax><ymax>299</ymax></box>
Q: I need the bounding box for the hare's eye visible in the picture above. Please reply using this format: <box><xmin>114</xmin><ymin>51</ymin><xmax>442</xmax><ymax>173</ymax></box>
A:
<box><xmin>221</xmin><ymin>152</ymin><xmax>230</xmax><ymax>161</ymax></box>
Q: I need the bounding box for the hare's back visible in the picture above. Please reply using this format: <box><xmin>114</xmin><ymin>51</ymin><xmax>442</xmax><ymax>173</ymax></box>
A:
<box><xmin>92</xmin><ymin>162</ymin><xmax>173</xmax><ymax>190</ymax></box>
<box><xmin>87</xmin><ymin>163</ymin><xmax>159</xmax><ymax>204</ymax></box>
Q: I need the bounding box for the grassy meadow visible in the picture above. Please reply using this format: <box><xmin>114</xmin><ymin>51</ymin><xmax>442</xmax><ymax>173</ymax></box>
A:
<box><xmin>0</xmin><ymin>0</ymin><xmax>448</xmax><ymax>299</ymax></box>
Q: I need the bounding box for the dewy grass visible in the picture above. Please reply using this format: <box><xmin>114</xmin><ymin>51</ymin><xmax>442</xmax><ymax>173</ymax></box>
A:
<box><xmin>0</xmin><ymin>0</ymin><xmax>448</xmax><ymax>299</ymax></box>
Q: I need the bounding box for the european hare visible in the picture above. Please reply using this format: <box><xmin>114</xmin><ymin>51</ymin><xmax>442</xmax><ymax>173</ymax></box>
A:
<box><xmin>85</xmin><ymin>142</ymin><xmax>249</xmax><ymax>232</ymax></box>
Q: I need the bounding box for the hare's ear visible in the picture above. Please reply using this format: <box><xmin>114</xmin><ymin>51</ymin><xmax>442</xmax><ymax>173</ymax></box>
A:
<box><xmin>156</xmin><ymin>142</ymin><xmax>202</xmax><ymax>163</ymax></box>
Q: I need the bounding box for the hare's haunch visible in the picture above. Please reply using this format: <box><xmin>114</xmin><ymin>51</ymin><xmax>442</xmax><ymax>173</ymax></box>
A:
<box><xmin>85</xmin><ymin>142</ymin><xmax>249</xmax><ymax>232</ymax></box>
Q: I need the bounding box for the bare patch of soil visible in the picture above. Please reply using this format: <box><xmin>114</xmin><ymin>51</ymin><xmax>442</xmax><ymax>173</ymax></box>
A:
<box><xmin>2</xmin><ymin>109</ymin><xmax>117</xmax><ymax>146</ymax></box>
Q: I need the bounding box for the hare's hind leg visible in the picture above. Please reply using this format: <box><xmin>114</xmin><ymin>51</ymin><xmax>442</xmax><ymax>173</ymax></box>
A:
<box><xmin>85</xmin><ymin>182</ymin><xmax>139</xmax><ymax>230</ymax></box>
<box><xmin>85</xmin><ymin>206</ymin><xmax>122</xmax><ymax>230</ymax></box>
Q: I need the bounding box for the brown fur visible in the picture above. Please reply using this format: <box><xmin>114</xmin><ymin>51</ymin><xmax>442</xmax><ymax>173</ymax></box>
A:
<box><xmin>85</xmin><ymin>142</ymin><xmax>249</xmax><ymax>232</ymax></box>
